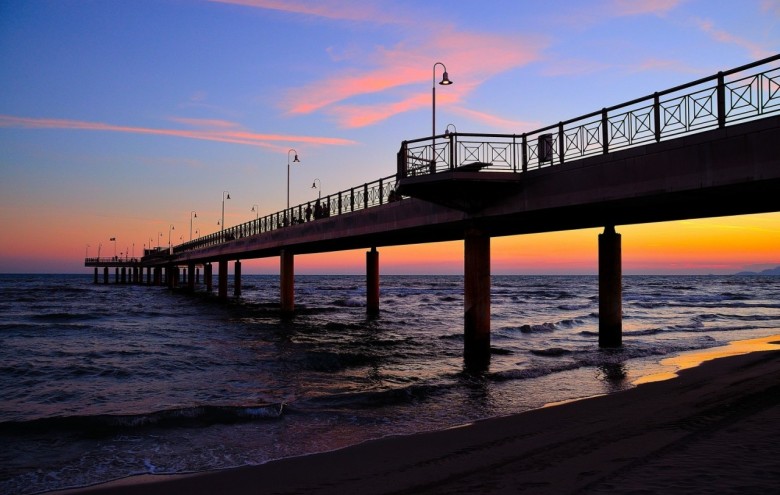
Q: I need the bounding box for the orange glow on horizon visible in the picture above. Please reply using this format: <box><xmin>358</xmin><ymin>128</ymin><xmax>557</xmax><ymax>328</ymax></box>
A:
<box><xmin>1</xmin><ymin>212</ymin><xmax>778</xmax><ymax>275</ymax></box>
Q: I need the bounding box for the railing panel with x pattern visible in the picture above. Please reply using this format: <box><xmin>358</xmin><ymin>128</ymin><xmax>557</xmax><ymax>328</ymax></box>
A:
<box><xmin>399</xmin><ymin>54</ymin><xmax>779</xmax><ymax>177</ymax></box>
<box><xmin>163</xmin><ymin>55</ymin><xmax>778</xmax><ymax>258</ymax></box>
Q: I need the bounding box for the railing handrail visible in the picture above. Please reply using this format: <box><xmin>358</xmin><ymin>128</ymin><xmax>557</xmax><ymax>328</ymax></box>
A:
<box><xmin>403</xmin><ymin>53</ymin><xmax>780</xmax><ymax>146</ymax></box>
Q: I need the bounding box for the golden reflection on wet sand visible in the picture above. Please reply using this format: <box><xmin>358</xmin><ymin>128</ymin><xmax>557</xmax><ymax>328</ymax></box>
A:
<box><xmin>634</xmin><ymin>334</ymin><xmax>780</xmax><ymax>385</ymax></box>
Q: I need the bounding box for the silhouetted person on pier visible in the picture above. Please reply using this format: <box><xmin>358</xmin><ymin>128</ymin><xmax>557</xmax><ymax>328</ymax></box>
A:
<box><xmin>305</xmin><ymin>204</ymin><xmax>312</xmax><ymax>222</ymax></box>
<box><xmin>314</xmin><ymin>200</ymin><xmax>322</xmax><ymax>219</ymax></box>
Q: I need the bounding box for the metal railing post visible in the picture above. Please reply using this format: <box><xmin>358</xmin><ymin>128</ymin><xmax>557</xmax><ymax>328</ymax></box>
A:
<box><xmin>717</xmin><ymin>71</ymin><xmax>726</xmax><ymax>128</ymax></box>
<box><xmin>601</xmin><ymin>108</ymin><xmax>609</xmax><ymax>154</ymax></box>
<box><xmin>521</xmin><ymin>134</ymin><xmax>528</xmax><ymax>172</ymax></box>
<box><xmin>379</xmin><ymin>178</ymin><xmax>384</xmax><ymax>205</ymax></box>
<box><xmin>558</xmin><ymin>122</ymin><xmax>565</xmax><ymax>165</ymax></box>
<box><xmin>654</xmin><ymin>92</ymin><xmax>661</xmax><ymax>142</ymax></box>
<box><xmin>449</xmin><ymin>134</ymin><xmax>456</xmax><ymax>170</ymax></box>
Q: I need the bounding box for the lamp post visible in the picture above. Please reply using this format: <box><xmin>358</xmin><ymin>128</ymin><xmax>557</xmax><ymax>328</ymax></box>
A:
<box><xmin>111</xmin><ymin>237</ymin><xmax>117</xmax><ymax>258</ymax></box>
<box><xmin>85</xmin><ymin>244</ymin><xmax>90</xmax><ymax>259</ymax></box>
<box><xmin>221</xmin><ymin>191</ymin><xmax>230</xmax><ymax>232</ymax></box>
<box><xmin>432</xmin><ymin>62</ymin><xmax>453</xmax><ymax>167</ymax></box>
<box><xmin>98</xmin><ymin>243</ymin><xmax>102</xmax><ymax>258</ymax></box>
<box><xmin>168</xmin><ymin>224</ymin><xmax>175</xmax><ymax>252</ymax></box>
<box><xmin>251</xmin><ymin>204</ymin><xmax>259</xmax><ymax>220</ymax></box>
<box><xmin>311</xmin><ymin>178</ymin><xmax>321</xmax><ymax>199</ymax></box>
<box><xmin>158</xmin><ymin>232</ymin><xmax>162</xmax><ymax>249</ymax></box>
<box><xmin>287</xmin><ymin>149</ymin><xmax>300</xmax><ymax>210</ymax></box>
<box><xmin>190</xmin><ymin>211</ymin><xmax>197</xmax><ymax>241</ymax></box>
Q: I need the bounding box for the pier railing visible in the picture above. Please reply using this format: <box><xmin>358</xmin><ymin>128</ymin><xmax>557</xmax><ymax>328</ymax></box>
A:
<box><xmin>156</xmin><ymin>54</ymin><xmax>778</xmax><ymax>259</ymax></box>
<box><xmin>85</xmin><ymin>257</ymin><xmax>141</xmax><ymax>264</ymax></box>
<box><xmin>398</xmin><ymin>54</ymin><xmax>780</xmax><ymax>177</ymax></box>
<box><xmin>172</xmin><ymin>173</ymin><xmax>401</xmax><ymax>254</ymax></box>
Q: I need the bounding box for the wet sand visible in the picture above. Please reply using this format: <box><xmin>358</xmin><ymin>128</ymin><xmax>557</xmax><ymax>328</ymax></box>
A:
<box><xmin>56</xmin><ymin>344</ymin><xmax>780</xmax><ymax>494</ymax></box>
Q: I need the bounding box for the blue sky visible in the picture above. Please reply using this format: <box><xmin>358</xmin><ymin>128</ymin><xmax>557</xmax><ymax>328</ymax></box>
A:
<box><xmin>1</xmin><ymin>0</ymin><xmax>778</xmax><ymax>273</ymax></box>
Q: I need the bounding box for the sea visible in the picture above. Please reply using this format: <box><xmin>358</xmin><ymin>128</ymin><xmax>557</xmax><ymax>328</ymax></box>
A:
<box><xmin>1</xmin><ymin>273</ymin><xmax>779</xmax><ymax>494</ymax></box>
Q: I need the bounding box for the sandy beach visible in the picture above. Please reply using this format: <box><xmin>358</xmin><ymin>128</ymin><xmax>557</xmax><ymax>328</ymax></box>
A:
<box><xmin>54</xmin><ymin>340</ymin><xmax>780</xmax><ymax>495</ymax></box>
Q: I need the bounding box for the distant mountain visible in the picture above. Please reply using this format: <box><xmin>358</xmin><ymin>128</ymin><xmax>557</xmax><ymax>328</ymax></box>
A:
<box><xmin>735</xmin><ymin>266</ymin><xmax>780</xmax><ymax>276</ymax></box>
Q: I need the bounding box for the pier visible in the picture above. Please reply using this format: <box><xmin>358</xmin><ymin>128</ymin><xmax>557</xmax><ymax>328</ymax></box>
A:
<box><xmin>86</xmin><ymin>55</ymin><xmax>780</xmax><ymax>364</ymax></box>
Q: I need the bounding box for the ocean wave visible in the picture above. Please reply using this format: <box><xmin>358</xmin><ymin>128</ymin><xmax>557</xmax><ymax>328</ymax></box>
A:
<box><xmin>298</xmin><ymin>383</ymin><xmax>442</xmax><ymax>410</ymax></box>
<box><xmin>0</xmin><ymin>403</ymin><xmax>284</xmax><ymax>438</ymax></box>
<box><xmin>530</xmin><ymin>347</ymin><xmax>572</xmax><ymax>357</ymax></box>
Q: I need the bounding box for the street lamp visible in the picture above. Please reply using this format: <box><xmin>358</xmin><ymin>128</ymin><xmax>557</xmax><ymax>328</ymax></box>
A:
<box><xmin>251</xmin><ymin>204</ymin><xmax>259</xmax><ymax>220</ymax></box>
<box><xmin>287</xmin><ymin>148</ymin><xmax>300</xmax><ymax>210</ymax></box>
<box><xmin>311</xmin><ymin>178</ymin><xmax>321</xmax><ymax>199</ymax></box>
<box><xmin>158</xmin><ymin>232</ymin><xmax>162</xmax><ymax>249</ymax></box>
<box><xmin>221</xmin><ymin>191</ymin><xmax>231</xmax><ymax>232</ymax></box>
<box><xmin>98</xmin><ymin>243</ymin><xmax>102</xmax><ymax>258</ymax></box>
<box><xmin>168</xmin><ymin>224</ymin><xmax>175</xmax><ymax>251</ymax></box>
<box><xmin>190</xmin><ymin>211</ymin><xmax>197</xmax><ymax>241</ymax></box>
<box><xmin>445</xmin><ymin>123</ymin><xmax>457</xmax><ymax>136</ymax></box>
<box><xmin>111</xmin><ymin>237</ymin><xmax>117</xmax><ymax>258</ymax></box>
<box><xmin>432</xmin><ymin>62</ymin><xmax>453</xmax><ymax>166</ymax></box>
<box><xmin>85</xmin><ymin>244</ymin><xmax>90</xmax><ymax>259</ymax></box>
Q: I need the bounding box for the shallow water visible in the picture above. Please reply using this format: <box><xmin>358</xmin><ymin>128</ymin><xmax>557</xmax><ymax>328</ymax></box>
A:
<box><xmin>1</xmin><ymin>274</ymin><xmax>779</xmax><ymax>494</ymax></box>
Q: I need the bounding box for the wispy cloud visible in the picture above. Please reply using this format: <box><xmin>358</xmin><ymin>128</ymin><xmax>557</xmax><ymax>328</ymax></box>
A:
<box><xmin>211</xmin><ymin>0</ymin><xmax>547</xmax><ymax>129</ymax></box>
<box><xmin>208</xmin><ymin>0</ymin><xmax>410</xmax><ymax>24</ymax></box>
<box><xmin>693</xmin><ymin>18</ymin><xmax>774</xmax><ymax>60</ymax></box>
<box><xmin>611</xmin><ymin>0</ymin><xmax>682</xmax><ymax>16</ymax></box>
<box><xmin>449</xmin><ymin>107</ymin><xmax>540</xmax><ymax>133</ymax></box>
<box><xmin>285</xmin><ymin>27</ymin><xmax>546</xmax><ymax>128</ymax></box>
<box><xmin>0</xmin><ymin>115</ymin><xmax>357</xmax><ymax>151</ymax></box>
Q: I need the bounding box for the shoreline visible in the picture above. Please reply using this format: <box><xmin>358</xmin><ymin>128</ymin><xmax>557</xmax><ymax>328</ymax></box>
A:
<box><xmin>53</xmin><ymin>335</ymin><xmax>780</xmax><ymax>494</ymax></box>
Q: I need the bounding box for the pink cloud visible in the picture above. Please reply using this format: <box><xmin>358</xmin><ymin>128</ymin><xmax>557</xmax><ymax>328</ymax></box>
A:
<box><xmin>210</xmin><ymin>0</ymin><xmax>548</xmax><ymax>130</ymax></box>
<box><xmin>611</xmin><ymin>0</ymin><xmax>682</xmax><ymax>16</ymax></box>
<box><xmin>208</xmin><ymin>0</ymin><xmax>409</xmax><ymax>24</ymax></box>
<box><xmin>449</xmin><ymin>107</ymin><xmax>540</xmax><ymax>133</ymax></box>
<box><xmin>694</xmin><ymin>18</ymin><xmax>774</xmax><ymax>60</ymax></box>
<box><xmin>0</xmin><ymin>115</ymin><xmax>357</xmax><ymax>152</ymax></box>
<box><xmin>286</xmin><ymin>28</ymin><xmax>545</xmax><ymax>128</ymax></box>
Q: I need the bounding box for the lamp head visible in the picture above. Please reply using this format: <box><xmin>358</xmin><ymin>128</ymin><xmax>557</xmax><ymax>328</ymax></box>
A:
<box><xmin>439</xmin><ymin>71</ymin><xmax>452</xmax><ymax>85</ymax></box>
<box><xmin>293</xmin><ymin>154</ymin><xmax>300</xmax><ymax>163</ymax></box>
<box><xmin>226</xmin><ymin>193</ymin><xmax>231</xmax><ymax>200</ymax></box>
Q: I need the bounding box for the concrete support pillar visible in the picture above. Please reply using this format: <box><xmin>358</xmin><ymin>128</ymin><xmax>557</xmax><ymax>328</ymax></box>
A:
<box><xmin>218</xmin><ymin>259</ymin><xmax>228</xmax><ymax>301</ymax></box>
<box><xmin>181</xmin><ymin>268</ymin><xmax>187</xmax><ymax>285</ymax></box>
<box><xmin>205</xmin><ymin>263</ymin><xmax>213</xmax><ymax>292</ymax></box>
<box><xmin>599</xmin><ymin>226</ymin><xmax>622</xmax><ymax>347</ymax></box>
<box><xmin>464</xmin><ymin>229</ymin><xmax>491</xmax><ymax>364</ymax></box>
<box><xmin>366</xmin><ymin>247</ymin><xmax>379</xmax><ymax>315</ymax></box>
<box><xmin>153</xmin><ymin>267</ymin><xmax>161</xmax><ymax>285</ymax></box>
<box><xmin>103</xmin><ymin>267</ymin><xmax>109</xmax><ymax>284</ymax></box>
<box><xmin>188</xmin><ymin>263</ymin><xmax>196</xmax><ymax>291</ymax></box>
<box><xmin>146</xmin><ymin>267</ymin><xmax>151</xmax><ymax>285</ymax></box>
<box><xmin>167</xmin><ymin>266</ymin><xmax>175</xmax><ymax>289</ymax></box>
<box><xmin>280</xmin><ymin>250</ymin><xmax>294</xmax><ymax>314</ymax></box>
<box><xmin>196</xmin><ymin>267</ymin><xmax>200</xmax><ymax>284</ymax></box>
<box><xmin>94</xmin><ymin>267</ymin><xmax>98</xmax><ymax>284</ymax></box>
<box><xmin>234</xmin><ymin>261</ymin><xmax>242</xmax><ymax>297</ymax></box>
<box><xmin>115</xmin><ymin>267</ymin><xmax>119</xmax><ymax>284</ymax></box>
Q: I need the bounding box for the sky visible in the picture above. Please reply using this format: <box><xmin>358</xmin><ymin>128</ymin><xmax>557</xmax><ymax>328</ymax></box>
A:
<box><xmin>1</xmin><ymin>0</ymin><xmax>778</xmax><ymax>275</ymax></box>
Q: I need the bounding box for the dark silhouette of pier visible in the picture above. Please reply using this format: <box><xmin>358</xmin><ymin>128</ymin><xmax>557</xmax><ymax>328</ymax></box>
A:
<box><xmin>86</xmin><ymin>55</ymin><xmax>780</xmax><ymax>364</ymax></box>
